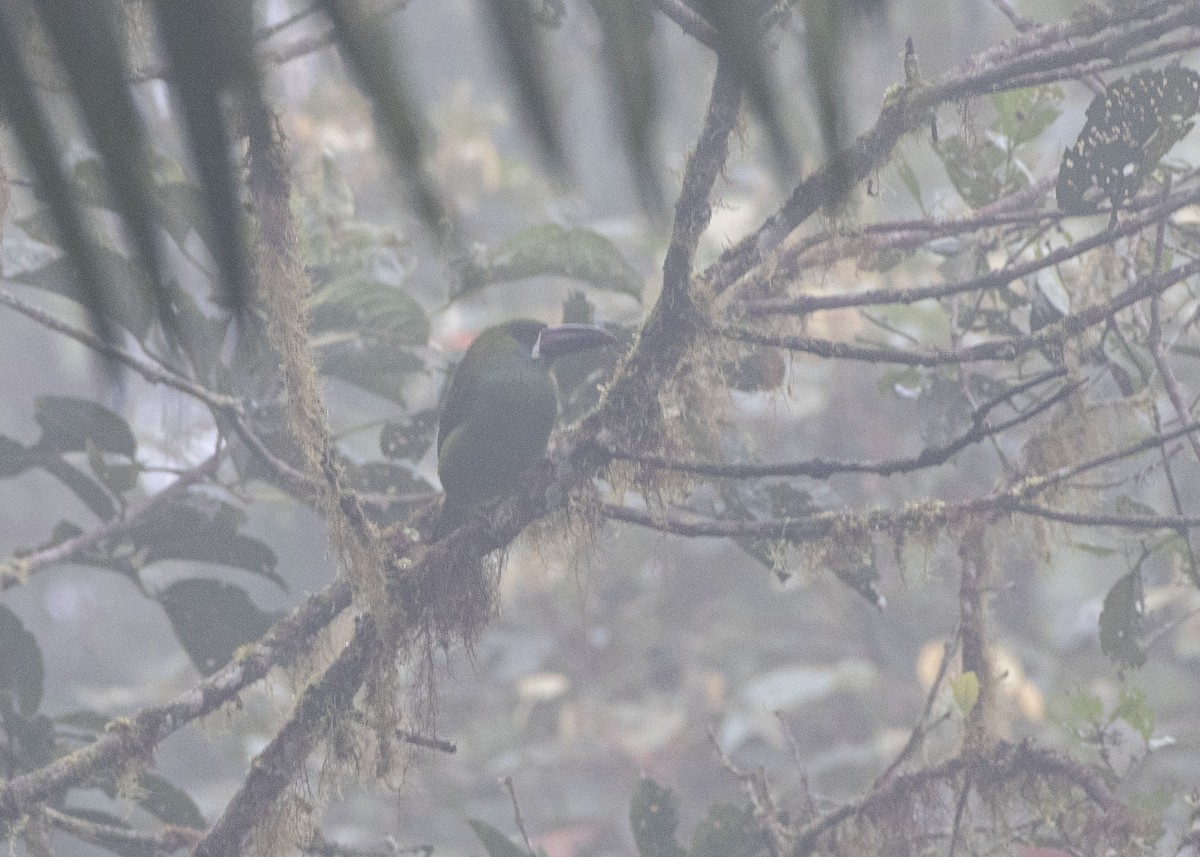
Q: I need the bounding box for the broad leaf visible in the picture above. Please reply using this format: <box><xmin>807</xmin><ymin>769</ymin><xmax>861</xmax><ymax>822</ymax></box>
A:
<box><xmin>590</xmin><ymin>0</ymin><xmax>663</xmax><ymax>214</ymax></box>
<box><xmin>691</xmin><ymin>804</ymin><xmax>768</xmax><ymax>857</ymax></box>
<box><xmin>467</xmin><ymin>819</ymin><xmax>533</xmax><ymax>857</ymax></box>
<box><xmin>0</xmin><ymin>604</ymin><xmax>44</xmax><ymax>716</ymax></box>
<box><xmin>455</xmin><ymin>225</ymin><xmax>643</xmax><ymax>300</ymax></box>
<box><xmin>150</xmin><ymin>0</ymin><xmax>260</xmax><ymax>311</ymax></box>
<box><xmin>135</xmin><ymin>772</ymin><xmax>207</xmax><ymax>830</ymax></box>
<box><xmin>157</xmin><ymin>578</ymin><xmax>278</xmax><ymax>676</ymax></box>
<box><xmin>1099</xmin><ymin>569</ymin><xmax>1146</xmax><ymax>669</ymax></box>
<box><xmin>480</xmin><ymin>0</ymin><xmax>565</xmax><ymax>173</ymax></box>
<box><xmin>127</xmin><ymin>497</ymin><xmax>282</xmax><ymax>587</ymax></box>
<box><xmin>938</xmin><ymin>135</ymin><xmax>1026</xmax><ymax>208</ymax></box>
<box><xmin>309</xmin><ymin>275</ymin><xmax>429</xmax><ymax>347</ymax></box>
<box><xmin>630</xmin><ymin>777</ymin><xmax>686</xmax><ymax>857</ymax></box>
<box><xmin>34</xmin><ymin>396</ymin><xmax>136</xmax><ymax>458</ymax></box>
<box><xmin>313</xmin><ymin>0</ymin><xmax>445</xmax><ymax>228</ymax></box>
<box><xmin>993</xmin><ymin>86</ymin><xmax>1062</xmax><ymax>146</ymax></box>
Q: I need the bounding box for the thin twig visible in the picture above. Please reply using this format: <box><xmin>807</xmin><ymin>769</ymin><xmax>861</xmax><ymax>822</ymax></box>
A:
<box><xmin>502</xmin><ymin>777</ymin><xmax>537</xmax><ymax>857</ymax></box>
<box><xmin>708</xmin><ymin>729</ymin><xmax>792</xmax><ymax>857</ymax></box>
<box><xmin>874</xmin><ymin>628</ymin><xmax>962</xmax><ymax>789</ymax></box>
<box><xmin>397</xmin><ymin>729</ymin><xmax>457</xmax><ymax>754</ymax></box>
<box><xmin>43</xmin><ymin>806</ymin><xmax>203</xmax><ymax>856</ymax></box>
<box><xmin>0</xmin><ymin>444</ymin><xmax>227</xmax><ymax>589</ymax></box>
<box><xmin>0</xmin><ymin>285</ymin><xmax>244</xmax><ymax>413</ymax></box>
<box><xmin>723</xmin><ymin>257</ymin><xmax>1200</xmax><ymax>366</ymax></box>
<box><xmin>606</xmin><ymin>373</ymin><xmax>1075</xmax><ymax>479</ymax></box>
<box><xmin>738</xmin><ymin>183</ymin><xmax>1200</xmax><ymax>316</ymax></box>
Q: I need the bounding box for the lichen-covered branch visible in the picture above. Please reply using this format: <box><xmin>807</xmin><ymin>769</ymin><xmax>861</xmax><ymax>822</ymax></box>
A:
<box><xmin>606</xmin><ymin>370</ymin><xmax>1073</xmax><ymax>479</ymax></box>
<box><xmin>702</xmin><ymin>0</ymin><xmax>1200</xmax><ymax>297</ymax></box>
<box><xmin>192</xmin><ymin>615</ymin><xmax>383</xmax><ymax>857</ymax></box>
<box><xmin>0</xmin><ymin>580</ymin><xmax>351</xmax><ymax>822</ymax></box>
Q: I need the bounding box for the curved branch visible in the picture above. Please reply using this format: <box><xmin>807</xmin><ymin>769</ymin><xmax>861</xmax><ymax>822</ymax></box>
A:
<box><xmin>0</xmin><ymin>579</ymin><xmax>352</xmax><ymax>822</ymax></box>
<box><xmin>1008</xmin><ymin>503</ymin><xmax>1200</xmax><ymax>530</ymax></box>
<box><xmin>722</xmin><ymin>258</ymin><xmax>1200</xmax><ymax>366</ymax></box>
<box><xmin>608</xmin><ymin>372</ymin><xmax>1075</xmax><ymax>479</ymax></box>
<box><xmin>702</xmin><ymin>0</ymin><xmax>1200</xmax><ymax>297</ymax></box>
<box><xmin>0</xmin><ymin>445</ymin><xmax>226</xmax><ymax>589</ymax></box>
<box><xmin>0</xmin><ymin>285</ymin><xmax>244</xmax><ymax>414</ymax></box>
<box><xmin>738</xmin><ymin>184</ymin><xmax>1200</xmax><ymax>316</ymax></box>
<box><xmin>43</xmin><ymin>806</ymin><xmax>202</xmax><ymax>856</ymax></box>
<box><xmin>787</xmin><ymin>739</ymin><xmax>1129</xmax><ymax>857</ymax></box>
<box><xmin>193</xmin><ymin>615</ymin><xmax>382</xmax><ymax>857</ymax></box>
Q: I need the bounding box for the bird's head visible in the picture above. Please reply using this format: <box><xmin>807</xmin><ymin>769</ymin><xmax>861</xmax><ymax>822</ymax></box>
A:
<box><xmin>528</xmin><ymin>321</ymin><xmax>618</xmax><ymax>362</ymax></box>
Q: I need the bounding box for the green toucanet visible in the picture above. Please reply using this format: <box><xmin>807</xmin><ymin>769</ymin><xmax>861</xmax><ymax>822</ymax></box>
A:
<box><xmin>434</xmin><ymin>319</ymin><xmax>616</xmax><ymax>537</ymax></box>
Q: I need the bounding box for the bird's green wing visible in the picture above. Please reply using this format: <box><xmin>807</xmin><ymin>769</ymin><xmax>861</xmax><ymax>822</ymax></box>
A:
<box><xmin>437</xmin><ymin>355</ymin><xmax>480</xmax><ymax>455</ymax></box>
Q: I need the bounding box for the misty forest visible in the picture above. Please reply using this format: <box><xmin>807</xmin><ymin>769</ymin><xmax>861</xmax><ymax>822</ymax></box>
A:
<box><xmin>1</xmin><ymin>1</ymin><xmax>1200</xmax><ymax>856</ymax></box>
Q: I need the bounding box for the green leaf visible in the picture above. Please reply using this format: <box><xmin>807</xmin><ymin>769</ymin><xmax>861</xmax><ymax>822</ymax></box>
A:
<box><xmin>1072</xmin><ymin>542</ymin><xmax>1116</xmax><ymax>558</ymax></box>
<box><xmin>801</xmin><ymin>0</ymin><xmax>848</xmax><ymax>187</ymax></box>
<box><xmin>834</xmin><ymin>561</ymin><xmax>885</xmax><ymax>610</ymax></box>
<box><xmin>14</xmin><ymin>207</ymin><xmax>64</xmax><ymax>246</ymax></box>
<box><xmin>39</xmin><ymin>457</ymin><xmax>116</xmax><ymax>521</ymax></box>
<box><xmin>937</xmin><ymin>135</ymin><xmax>1026</xmax><ymax>208</ymax></box>
<box><xmin>629</xmin><ymin>777</ymin><xmax>686</xmax><ymax>857</ymax></box>
<box><xmin>33</xmin><ymin>396</ymin><xmax>136</xmax><ymax>458</ymax></box>
<box><xmin>309</xmin><ymin>275</ymin><xmax>429</xmax><ymax>347</ymax></box>
<box><xmin>0</xmin><ymin>603</ymin><xmax>44</xmax><ymax>716</ymax></box>
<box><xmin>0</xmin><ymin>15</ymin><xmax>127</xmax><ymax>353</ymax></box>
<box><xmin>135</xmin><ymin>772</ymin><xmax>207</xmax><ymax>830</ymax></box>
<box><xmin>379</xmin><ymin>410</ymin><xmax>440</xmax><ymax>462</ymax></box>
<box><xmin>1099</xmin><ymin>570</ymin><xmax>1146</xmax><ymax>669</ymax></box>
<box><xmin>992</xmin><ymin>86</ymin><xmax>1063</xmax><ymax>146</ymax></box>
<box><xmin>467</xmin><ymin>820</ymin><xmax>533</xmax><ymax>857</ymax></box>
<box><xmin>1114</xmin><ymin>686</ymin><xmax>1154</xmax><ymax>742</ymax></box>
<box><xmin>171</xmin><ymin>287</ymin><xmax>232</xmax><ymax>381</ymax></box>
<box><xmin>693</xmin><ymin>0</ymin><xmax>790</xmax><ymax>170</ymax></box>
<box><xmin>320</xmin><ymin>343</ymin><xmax>426</xmax><ymax>405</ymax></box>
<box><xmin>157</xmin><ymin>578</ymin><xmax>278</xmax><ymax>676</ymax></box>
<box><xmin>0</xmin><ymin>435</ymin><xmax>33</xmax><ymax>478</ymax></box>
<box><xmin>691</xmin><ymin>804</ymin><xmax>768</xmax><ymax>857</ymax></box>
<box><xmin>724</xmin><ymin>480</ymin><xmax>819</xmax><ymax>579</ymax></box>
<box><xmin>894</xmin><ymin>153</ymin><xmax>924</xmax><ymax>213</ymax></box>
<box><xmin>122</xmin><ymin>497</ymin><xmax>281</xmax><ymax>586</ymax></box>
<box><xmin>152</xmin><ymin>181</ymin><xmax>220</xmax><ymax>252</ymax></box>
<box><xmin>878</xmin><ymin>367</ymin><xmax>923</xmax><ymax>395</ymax></box>
<box><xmin>54</xmin><ymin>709</ymin><xmax>112</xmax><ymax>736</ymax></box>
<box><xmin>4</xmin><ymin>711</ymin><xmax>54</xmax><ymax>774</ymax></box>
<box><xmin>87</xmin><ymin>441</ymin><xmax>141</xmax><ymax>496</ymax></box>
<box><xmin>1114</xmin><ymin>495</ymin><xmax>1159</xmax><ymax>519</ymax></box>
<box><xmin>951</xmin><ymin>671</ymin><xmax>980</xmax><ymax>716</ymax></box>
<box><xmin>455</xmin><ymin>225</ymin><xmax>643</xmax><ymax>300</ymax></box>
<box><xmin>32</xmin><ymin>0</ymin><xmax>177</xmax><ymax>338</ymax></box>
<box><xmin>1064</xmin><ymin>691</ymin><xmax>1104</xmax><ymax>727</ymax></box>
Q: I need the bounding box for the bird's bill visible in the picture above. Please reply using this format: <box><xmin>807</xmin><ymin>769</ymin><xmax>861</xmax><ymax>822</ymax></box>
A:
<box><xmin>532</xmin><ymin>323</ymin><xmax>618</xmax><ymax>360</ymax></box>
